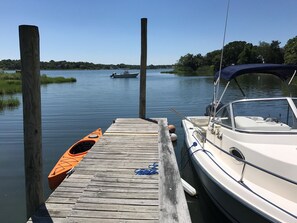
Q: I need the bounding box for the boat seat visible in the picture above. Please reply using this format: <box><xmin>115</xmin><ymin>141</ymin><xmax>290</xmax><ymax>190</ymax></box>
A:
<box><xmin>235</xmin><ymin>116</ymin><xmax>291</xmax><ymax>131</ymax></box>
<box><xmin>190</xmin><ymin>117</ymin><xmax>209</xmax><ymax>126</ymax></box>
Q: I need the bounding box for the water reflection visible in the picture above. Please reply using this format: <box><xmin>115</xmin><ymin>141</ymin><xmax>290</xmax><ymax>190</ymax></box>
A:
<box><xmin>0</xmin><ymin>69</ymin><xmax>296</xmax><ymax>222</ymax></box>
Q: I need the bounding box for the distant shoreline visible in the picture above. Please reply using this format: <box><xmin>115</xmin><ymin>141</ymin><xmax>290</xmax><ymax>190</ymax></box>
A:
<box><xmin>0</xmin><ymin>59</ymin><xmax>173</xmax><ymax>71</ymax></box>
<box><xmin>161</xmin><ymin>65</ymin><xmax>214</xmax><ymax>76</ymax></box>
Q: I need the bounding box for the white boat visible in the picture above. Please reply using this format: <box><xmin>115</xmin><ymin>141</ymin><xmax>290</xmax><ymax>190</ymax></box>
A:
<box><xmin>110</xmin><ymin>71</ymin><xmax>139</xmax><ymax>78</ymax></box>
<box><xmin>182</xmin><ymin>64</ymin><xmax>297</xmax><ymax>223</ymax></box>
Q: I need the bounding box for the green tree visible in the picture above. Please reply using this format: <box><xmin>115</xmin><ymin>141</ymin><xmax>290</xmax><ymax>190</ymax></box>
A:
<box><xmin>223</xmin><ymin>41</ymin><xmax>247</xmax><ymax>66</ymax></box>
<box><xmin>284</xmin><ymin>36</ymin><xmax>297</xmax><ymax>64</ymax></box>
<box><xmin>193</xmin><ymin>54</ymin><xmax>205</xmax><ymax>68</ymax></box>
<box><xmin>270</xmin><ymin>40</ymin><xmax>284</xmax><ymax>63</ymax></box>
<box><xmin>175</xmin><ymin>53</ymin><xmax>197</xmax><ymax>71</ymax></box>
<box><xmin>204</xmin><ymin>50</ymin><xmax>221</xmax><ymax>71</ymax></box>
<box><xmin>256</xmin><ymin>41</ymin><xmax>283</xmax><ymax>64</ymax></box>
<box><xmin>257</xmin><ymin>41</ymin><xmax>270</xmax><ymax>63</ymax></box>
<box><xmin>237</xmin><ymin>43</ymin><xmax>253</xmax><ymax>64</ymax></box>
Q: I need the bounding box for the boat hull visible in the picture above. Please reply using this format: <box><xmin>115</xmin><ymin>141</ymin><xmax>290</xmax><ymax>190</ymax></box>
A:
<box><xmin>190</xmin><ymin>153</ymin><xmax>273</xmax><ymax>223</ymax></box>
<box><xmin>48</xmin><ymin>128</ymin><xmax>102</xmax><ymax>190</ymax></box>
<box><xmin>182</xmin><ymin>119</ymin><xmax>296</xmax><ymax>223</ymax></box>
<box><xmin>111</xmin><ymin>73</ymin><xmax>139</xmax><ymax>78</ymax></box>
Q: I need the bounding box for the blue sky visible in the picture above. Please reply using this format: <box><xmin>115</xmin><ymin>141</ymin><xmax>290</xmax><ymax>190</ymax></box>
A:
<box><xmin>1</xmin><ymin>0</ymin><xmax>297</xmax><ymax>65</ymax></box>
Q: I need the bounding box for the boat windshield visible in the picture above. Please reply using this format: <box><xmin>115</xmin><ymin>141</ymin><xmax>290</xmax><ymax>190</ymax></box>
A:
<box><xmin>293</xmin><ymin>98</ymin><xmax>297</xmax><ymax>110</ymax></box>
<box><xmin>214</xmin><ymin>98</ymin><xmax>297</xmax><ymax>132</ymax></box>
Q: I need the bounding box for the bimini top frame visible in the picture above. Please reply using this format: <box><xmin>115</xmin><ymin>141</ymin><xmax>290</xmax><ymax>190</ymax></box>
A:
<box><xmin>213</xmin><ymin>64</ymin><xmax>297</xmax><ymax>112</ymax></box>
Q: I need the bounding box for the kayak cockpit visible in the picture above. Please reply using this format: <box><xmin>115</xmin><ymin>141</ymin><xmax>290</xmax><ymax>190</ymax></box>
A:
<box><xmin>69</xmin><ymin>140</ymin><xmax>96</xmax><ymax>154</ymax></box>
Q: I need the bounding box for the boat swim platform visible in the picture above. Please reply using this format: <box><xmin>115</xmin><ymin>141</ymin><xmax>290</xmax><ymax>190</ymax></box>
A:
<box><xmin>28</xmin><ymin>118</ymin><xmax>191</xmax><ymax>223</ymax></box>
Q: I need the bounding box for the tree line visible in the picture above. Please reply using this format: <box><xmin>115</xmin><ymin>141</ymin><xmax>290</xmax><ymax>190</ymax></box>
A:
<box><xmin>174</xmin><ymin>36</ymin><xmax>297</xmax><ymax>75</ymax></box>
<box><xmin>0</xmin><ymin>59</ymin><xmax>171</xmax><ymax>70</ymax></box>
<box><xmin>2</xmin><ymin>36</ymin><xmax>297</xmax><ymax>73</ymax></box>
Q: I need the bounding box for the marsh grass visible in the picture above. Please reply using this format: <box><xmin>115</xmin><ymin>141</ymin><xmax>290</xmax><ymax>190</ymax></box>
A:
<box><xmin>40</xmin><ymin>74</ymin><xmax>76</xmax><ymax>84</ymax></box>
<box><xmin>0</xmin><ymin>72</ymin><xmax>76</xmax><ymax>111</ymax></box>
<box><xmin>0</xmin><ymin>96</ymin><xmax>20</xmax><ymax>110</ymax></box>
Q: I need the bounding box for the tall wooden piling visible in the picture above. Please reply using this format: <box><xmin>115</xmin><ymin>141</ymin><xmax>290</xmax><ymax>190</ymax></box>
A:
<box><xmin>139</xmin><ymin>18</ymin><xmax>147</xmax><ymax>119</ymax></box>
<box><xmin>19</xmin><ymin>25</ymin><xmax>44</xmax><ymax>219</ymax></box>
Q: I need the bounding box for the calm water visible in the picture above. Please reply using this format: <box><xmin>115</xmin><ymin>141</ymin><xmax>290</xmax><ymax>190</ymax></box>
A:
<box><xmin>0</xmin><ymin>69</ymin><xmax>292</xmax><ymax>222</ymax></box>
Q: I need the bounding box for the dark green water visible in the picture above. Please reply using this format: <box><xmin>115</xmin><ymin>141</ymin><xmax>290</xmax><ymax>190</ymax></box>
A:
<box><xmin>0</xmin><ymin>69</ymin><xmax>291</xmax><ymax>222</ymax></box>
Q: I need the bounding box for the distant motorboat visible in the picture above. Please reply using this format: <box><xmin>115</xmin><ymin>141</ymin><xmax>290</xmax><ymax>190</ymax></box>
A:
<box><xmin>110</xmin><ymin>71</ymin><xmax>139</xmax><ymax>78</ymax></box>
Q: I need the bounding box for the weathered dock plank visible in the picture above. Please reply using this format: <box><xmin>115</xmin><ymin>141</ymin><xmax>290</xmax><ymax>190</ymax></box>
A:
<box><xmin>158</xmin><ymin>119</ymin><xmax>191</xmax><ymax>222</ymax></box>
<box><xmin>27</xmin><ymin>118</ymin><xmax>191</xmax><ymax>223</ymax></box>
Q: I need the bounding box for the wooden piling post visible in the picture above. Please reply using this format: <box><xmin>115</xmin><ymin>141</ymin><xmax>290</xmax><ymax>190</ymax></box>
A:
<box><xmin>19</xmin><ymin>25</ymin><xmax>44</xmax><ymax>219</ymax></box>
<box><xmin>139</xmin><ymin>18</ymin><xmax>147</xmax><ymax>119</ymax></box>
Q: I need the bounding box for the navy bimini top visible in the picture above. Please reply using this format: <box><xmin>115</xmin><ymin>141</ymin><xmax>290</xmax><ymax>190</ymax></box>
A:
<box><xmin>215</xmin><ymin>64</ymin><xmax>297</xmax><ymax>81</ymax></box>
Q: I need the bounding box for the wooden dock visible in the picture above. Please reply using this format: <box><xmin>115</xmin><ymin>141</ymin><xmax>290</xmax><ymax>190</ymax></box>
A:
<box><xmin>28</xmin><ymin>118</ymin><xmax>191</xmax><ymax>223</ymax></box>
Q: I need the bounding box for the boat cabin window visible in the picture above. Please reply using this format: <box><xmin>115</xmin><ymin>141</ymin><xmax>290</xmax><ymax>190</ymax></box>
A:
<box><xmin>232</xmin><ymin>99</ymin><xmax>297</xmax><ymax>131</ymax></box>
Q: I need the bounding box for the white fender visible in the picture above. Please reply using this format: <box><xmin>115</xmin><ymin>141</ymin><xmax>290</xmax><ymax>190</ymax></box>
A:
<box><xmin>181</xmin><ymin>178</ymin><xmax>197</xmax><ymax>196</ymax></box>
<box><xmin>170</xmin><ymin>133</ymin><xmax>177</xmax><ymax>142</ymax></box>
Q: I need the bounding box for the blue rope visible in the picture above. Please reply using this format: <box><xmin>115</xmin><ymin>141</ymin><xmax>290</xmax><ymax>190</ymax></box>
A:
<box><xmin>180</xmin><ymin>142</ymin><xmax>198</xmax><ymax>171</ymax></box>
<box><xmin>135</xmin><ymin>162</ymin><xmax>159</xmax><ymax>175</ymax></box>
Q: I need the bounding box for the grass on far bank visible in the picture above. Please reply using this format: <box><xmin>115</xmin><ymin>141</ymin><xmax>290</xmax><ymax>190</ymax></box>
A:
<box><xmin>0</xmin><ymin>96</ymin><xmax>20</xmax><ymax>111</ymax></box>
<box><xmin>40</xmin><ymin>74</ymin><xmax>76</xmax><ymax>84</ymax></box>
<box><xmin>0</xmin><ymin>72</ymin><xmax>76</xmax><ymax>110</ymax></box>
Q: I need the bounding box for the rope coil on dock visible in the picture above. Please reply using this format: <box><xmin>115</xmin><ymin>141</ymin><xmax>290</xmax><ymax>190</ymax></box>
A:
<box><xmin>135</xmin><ymin>162</ymin><xmax>159</xmax><ymax>175</ymax></box>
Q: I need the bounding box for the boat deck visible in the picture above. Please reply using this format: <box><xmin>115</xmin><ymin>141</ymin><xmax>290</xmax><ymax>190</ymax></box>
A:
<box><xmin>27</xmin><ymin>118</ymin><xmax>191</xmax><ymax>222</ymax></box>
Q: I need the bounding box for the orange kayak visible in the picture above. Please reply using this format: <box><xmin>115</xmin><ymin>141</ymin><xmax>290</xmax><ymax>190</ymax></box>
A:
<box><xmin>48</xmin><ymin>128</ymin><xmax>102</xmax><ymax>190</ymax></box>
